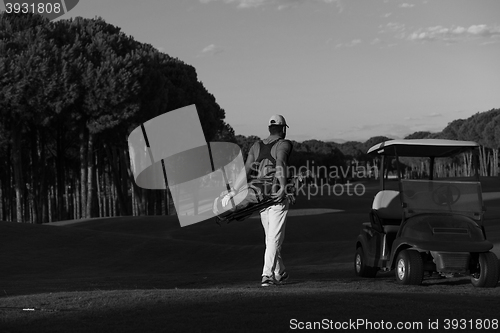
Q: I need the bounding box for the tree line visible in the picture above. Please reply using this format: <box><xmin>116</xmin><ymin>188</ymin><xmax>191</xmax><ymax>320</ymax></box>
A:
<box><xmin>0</xmin><ymin>13</ymin><xmax>233</xmax><ymax>223</ymax></box>
<box><xmin>398</xmin><ymin>109</ymin><xmax>500</xmax><ymax>178</ymax></box>
<box><xmin>236</xmin><ymin>108</ymin><xmax>500</xmax><ymax>182</ymax></box>
<box><xmin>235</xmin><ymin>135</ymin><xmax>390</xmax><ymax>183</ymax></box>
<box><xmin>1</xmin><ymin>13</ymin><xmax>498</xmax><ymax>224</ymax></box>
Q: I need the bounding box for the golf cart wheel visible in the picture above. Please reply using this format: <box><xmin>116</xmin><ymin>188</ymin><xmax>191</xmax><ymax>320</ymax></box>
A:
<box><xmin>354</xmin><ymin>247</ymin><xmax>378</xmax><ymax>278</ymax></box>
<box><xmin>395</xmin><ymin>250</ymin><xmax>424</xmax><ymax>285</ymax></box>
<box><xmin>470</xmin><ymin>252</ymin><xmax>499</xmax><ymax>288</ymax></box>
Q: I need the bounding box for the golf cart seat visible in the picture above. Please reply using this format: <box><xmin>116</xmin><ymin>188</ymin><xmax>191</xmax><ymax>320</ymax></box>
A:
<box><xmin>372</xmin><ymin>190</ymin><xmax>402</xmax><ymax>230</ymax></box>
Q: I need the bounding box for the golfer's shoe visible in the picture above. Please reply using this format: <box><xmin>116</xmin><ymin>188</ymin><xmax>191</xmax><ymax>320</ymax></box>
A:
<box><xmin>261</xmin><ymin>275</ymin><xmax>275</xmax><ymax>287</ymax></box>
<box><xmin>275</xmin><ymin>271</ymin><xmax>289</xmax><ymax>284</ymax></box>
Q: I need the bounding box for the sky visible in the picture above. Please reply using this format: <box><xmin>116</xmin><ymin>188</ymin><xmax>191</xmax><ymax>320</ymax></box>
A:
<box><xmin>4</xmin><ymin>0</ymin><xmax>500</xmax><ymax>142</ymax></box>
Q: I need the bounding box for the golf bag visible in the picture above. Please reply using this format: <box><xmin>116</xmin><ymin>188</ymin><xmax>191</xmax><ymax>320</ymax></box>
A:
<box><xmin>213</xmin><ymin>170</ymin><xmax>310</xmax><ymax>224</ymax></box>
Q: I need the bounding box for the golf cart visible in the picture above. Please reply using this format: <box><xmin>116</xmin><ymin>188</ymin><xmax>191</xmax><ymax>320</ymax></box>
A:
<box><xmin>354</xmin><ymin>139</ymin><xmax>499</xmax><ymax>287</ymax></box>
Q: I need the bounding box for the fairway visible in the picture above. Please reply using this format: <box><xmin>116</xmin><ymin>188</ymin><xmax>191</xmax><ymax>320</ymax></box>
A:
<box><xmin>1</xmin><ymin>179</ymin><xmax>500</xmax><ymax>332</ymax></box>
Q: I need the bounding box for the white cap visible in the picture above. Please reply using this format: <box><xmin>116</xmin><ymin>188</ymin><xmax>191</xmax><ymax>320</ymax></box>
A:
<box><xmin>268</xmin><ymin>114</ymin><xmax>289</xmax><ymax>128</ymax></box>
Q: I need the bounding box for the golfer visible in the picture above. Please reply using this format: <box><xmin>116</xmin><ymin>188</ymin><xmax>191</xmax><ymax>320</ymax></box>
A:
<box><xmin>225</xmin><ymin>115</ymin><xmax>293</xmax><ymax>286</ymax></box>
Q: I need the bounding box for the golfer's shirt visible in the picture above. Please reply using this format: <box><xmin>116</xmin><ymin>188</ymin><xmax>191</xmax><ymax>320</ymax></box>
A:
<box><xmin>249</xmin><ymin>138</ymin><xmax>292</xmax><ymax>196</ymax></box>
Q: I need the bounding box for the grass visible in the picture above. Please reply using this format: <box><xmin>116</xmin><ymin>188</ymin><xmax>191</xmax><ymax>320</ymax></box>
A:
<box><xmin>1</xmin><ymin>178</ymin><xmax>500</xmax><ymax>332</ymax></box>
<box><xmin>3</xmin><ymin>285</ymin><xmax>500</xmax><ymax>332</ymax></box>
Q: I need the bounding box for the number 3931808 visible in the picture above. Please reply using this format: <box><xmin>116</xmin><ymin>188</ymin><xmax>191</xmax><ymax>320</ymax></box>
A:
<box><xmin>443</xmin><ymin>319</ymin><xmax>498</xmax><ymax>330</ymax></box>
<box><xmin>2</xmin><ymin>1</ymin><xmax>80</xmax><ymax>21</ymax></box>
<box><xmin>5</xmin><ymin>2</ymin><xmax>62</xmax><ymax>14</ymax></box>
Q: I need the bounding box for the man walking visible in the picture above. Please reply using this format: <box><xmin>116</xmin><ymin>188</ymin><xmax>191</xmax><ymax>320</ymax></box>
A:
<box><xmin>227</xmin><ymin>115</ymin><xmax>293</xmax><ymax>286</ymax></box>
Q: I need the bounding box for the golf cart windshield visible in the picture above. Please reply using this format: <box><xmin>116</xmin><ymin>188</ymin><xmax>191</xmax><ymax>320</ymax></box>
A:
<box><xmin>400</xmin><ymin>180</ymin><xmax>484</xmax><ymax>221</ymax></box>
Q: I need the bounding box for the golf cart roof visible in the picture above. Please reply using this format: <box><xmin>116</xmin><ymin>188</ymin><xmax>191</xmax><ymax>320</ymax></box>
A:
<box><xmin>367</xmin><ymin>139</ymin><xmax>479</xmax><ymax>157</ymax></box>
